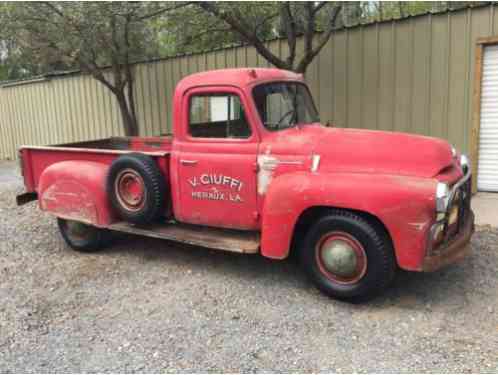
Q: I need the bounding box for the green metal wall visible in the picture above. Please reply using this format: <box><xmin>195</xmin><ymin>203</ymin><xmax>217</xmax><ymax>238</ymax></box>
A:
<box><xmin>1</xmin><ymin>4</ymin><xmax>497</xmax><ymax>160</ymax></box>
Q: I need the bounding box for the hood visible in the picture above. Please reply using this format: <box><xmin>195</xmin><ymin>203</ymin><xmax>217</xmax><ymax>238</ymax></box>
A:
<box><xmin>262</xmin><ymin>125</ymin><xmax>455</xmax><ymax>178</ymax></box>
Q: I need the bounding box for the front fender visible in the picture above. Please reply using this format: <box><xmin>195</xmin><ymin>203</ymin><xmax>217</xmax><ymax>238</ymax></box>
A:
<box><xmin>260</xmin><ymin>172</ymin><xmax>437</xmax><ymax>271</ymax></box>
<box><xmin>38</xmin><ymin>161</ymin><xmax>115</xmax><ymax>226</ymax></box>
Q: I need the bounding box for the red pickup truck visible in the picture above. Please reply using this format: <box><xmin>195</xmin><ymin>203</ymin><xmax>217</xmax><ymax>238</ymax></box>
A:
<box><xmin>16</xmin><ymin>68</ymin><xmax>474</xmax><ymax>301</ymax></box>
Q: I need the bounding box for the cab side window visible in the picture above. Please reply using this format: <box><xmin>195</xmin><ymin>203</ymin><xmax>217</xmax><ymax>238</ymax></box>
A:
<box><xmin>189</xmin><ymin>94</ymin><xmax>251</xmax><ymax>139</ymax></box>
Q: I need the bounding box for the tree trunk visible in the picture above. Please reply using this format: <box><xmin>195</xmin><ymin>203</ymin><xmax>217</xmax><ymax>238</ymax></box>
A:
<box><xmin>125</xmin><ymin>66</ymin><xmax>138</xmax><ymax>136</ymax></box>
<box><xmin>115</xmin><ymin>89</ymin><xmax>139</xmax><ymax>136</ymax></box>
<box><xmin>86</xmin><ymin>66</ymin><xmax>139</xmax><ymax>137</ymax></box>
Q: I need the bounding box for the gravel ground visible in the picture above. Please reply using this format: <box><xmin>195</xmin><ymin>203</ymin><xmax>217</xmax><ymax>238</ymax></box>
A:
<box><xmin>1</xmin><ymin>161</ymin><xmax>497</xmax><ymax>373</ymax></box>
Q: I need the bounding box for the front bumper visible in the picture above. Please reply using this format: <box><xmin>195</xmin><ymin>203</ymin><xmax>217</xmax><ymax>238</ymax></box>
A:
<box><xmin>422</xmin><ymin>210</ymin><xmax>475</xmax><ymax>272</ymax></box>
<box><xmin>422</xmin><ymin>160</ymin><xmax>474</xmax><ymax>272</ymax></box>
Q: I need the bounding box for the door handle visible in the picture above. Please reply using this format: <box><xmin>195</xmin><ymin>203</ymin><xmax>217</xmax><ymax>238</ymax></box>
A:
<box><xmin>180</xmin><ymin>159</ymin><xmax>198</xmax><ymax>165</ymax></box>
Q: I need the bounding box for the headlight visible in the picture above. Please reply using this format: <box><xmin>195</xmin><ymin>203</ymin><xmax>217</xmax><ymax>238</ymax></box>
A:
<box><xmin>451</xmin><ymin>145</ymin><xmax>457</xmax><ymax>158</ymax></box>
<box><xmin>460</xmin><ymin>154</ymin><xmax>470</xmax><ymax>173</ymax></box>
<box><xmin>436</xmin><ymin>182</ymin><xmax>450</xmax><ymax>213</ymax></box>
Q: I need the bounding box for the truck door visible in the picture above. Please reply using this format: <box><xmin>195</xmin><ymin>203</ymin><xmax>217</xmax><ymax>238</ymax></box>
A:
<box><xmin>174</xmin><ymin>87</ymin><xmax>259</xmax><ymax>230</ymax></box>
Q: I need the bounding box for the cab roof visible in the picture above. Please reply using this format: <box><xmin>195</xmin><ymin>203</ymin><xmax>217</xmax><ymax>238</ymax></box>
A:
<box><xmin>176</xmin><ymin>68</ymin><xmax>304</xmax><ymax>92</ymax></box>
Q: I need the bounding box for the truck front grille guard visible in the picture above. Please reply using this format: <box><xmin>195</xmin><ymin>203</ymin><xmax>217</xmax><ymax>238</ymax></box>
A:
<box><xmin>427</xmin><ymin>165</ymin><xmax>472</xmax><ymax>255</ymax></box>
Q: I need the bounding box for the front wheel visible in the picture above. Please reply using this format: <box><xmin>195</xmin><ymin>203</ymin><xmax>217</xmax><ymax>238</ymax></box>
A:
<box><xmin>300</xmin><ymin>210</ymin><xmax>396</xmax><ymax>302</ymax></box>
<box><xmin>57</xmin><ymin>218</ymin><xmax>110</xmax><ymax>252</ymax></box>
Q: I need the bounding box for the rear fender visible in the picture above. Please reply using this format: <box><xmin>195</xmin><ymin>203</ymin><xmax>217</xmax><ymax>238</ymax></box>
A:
<box><xmin>260</xmin><ymin>172</ymin><xmax>437</xmax><ymax>271</ymax></box>
<box><xmin>38</xmin><ymin>161</ymin><xmax>115</xmax><ymax>226</ymax></box>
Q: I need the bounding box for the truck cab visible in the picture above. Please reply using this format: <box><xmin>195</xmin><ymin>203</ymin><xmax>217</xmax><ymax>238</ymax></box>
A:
<box><xmin>17</xmin><ymin>68</ymin><xmax>475</xmax><ymax>301</ymax></box>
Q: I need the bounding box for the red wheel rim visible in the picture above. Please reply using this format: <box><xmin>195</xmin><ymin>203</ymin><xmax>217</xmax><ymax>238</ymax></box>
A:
<box><xmin>115</xmin><ymin>168</ymin><xmax>146</xmax><ymax>212</ymax></box>
<box><xmin>315</xmin><ymin>231</ymin><xmax>367</xmax><ymax>284</ymax></box>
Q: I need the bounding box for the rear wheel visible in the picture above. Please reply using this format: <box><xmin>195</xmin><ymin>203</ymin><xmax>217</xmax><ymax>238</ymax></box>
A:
<box><xmin>300</xmin><ymin>210</ymin><xmax>396</xmax><ymax>302</ymax></box>
<box><xmin>57</xmin><ymin>218</ymin><xmax>109</xmax><ymax>252</ymax></box>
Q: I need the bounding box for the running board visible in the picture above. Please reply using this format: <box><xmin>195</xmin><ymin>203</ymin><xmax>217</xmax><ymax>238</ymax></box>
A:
<box><xmin>108</xmin><ymin>221</ymin><xmax>260</xmax><ymax>254</ymax></box>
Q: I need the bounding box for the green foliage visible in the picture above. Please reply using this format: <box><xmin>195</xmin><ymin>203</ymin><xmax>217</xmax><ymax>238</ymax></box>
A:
<box><xmin>0</xmin><ymin>2</ymin><xmax>188</xmax><ymax>135</ymax></box>
<box><xmin>0</xmin><ymin>2</ymin><xmax>182</xmax><ymax>80</ymax></box>
<box><xmin>0</xmin><ymin>1</ymin><xmax>487</xmax><ymax>81</ymax></box>
<box><xmin>340</xmin><ymin>1</ymin><xmax>487</xmax><ymax>25</ymax></box>
<box><xmin>152</xmin><ymin>3</ymin><xmax>279</xmax><ymax>55</ymax></box>
<box><xmin>151</xmin><ymin>1</ymin><xmax>483</xmax><ymax>57</ymax></box>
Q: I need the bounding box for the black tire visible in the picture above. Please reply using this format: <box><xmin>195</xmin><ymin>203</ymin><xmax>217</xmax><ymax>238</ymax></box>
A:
<box><xmin>58</xmin><ymin>218</ymin><xmax>110</xmax><ymax>252</ymax></box>
<box><xmin>107</xmin><ymin>153</ymin><xmax>167</xmax><ymax>224</ymax></box>
<box><xmin>300</xmin><ymin>209</ymin><xmax>396</xmax><ymax>302</ymax></box>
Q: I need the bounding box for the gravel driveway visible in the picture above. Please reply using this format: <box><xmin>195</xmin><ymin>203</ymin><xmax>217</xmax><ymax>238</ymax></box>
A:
<box><xmin>1</xmin><ymin>161</ymin><xmax>497</xmax><ymax>373</ymax></box>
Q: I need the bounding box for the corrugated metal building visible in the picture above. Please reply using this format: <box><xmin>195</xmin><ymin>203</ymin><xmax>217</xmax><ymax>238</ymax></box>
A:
<box><xmin>1</xmin><ymin>4</ymin><xmax>498</xmax><ymax>191</ymax></box>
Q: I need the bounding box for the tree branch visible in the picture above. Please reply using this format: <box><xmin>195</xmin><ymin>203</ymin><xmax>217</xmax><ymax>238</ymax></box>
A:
<box><xmin>280</xmin><ymin>2</ymin><xmax>296</xmax><ymax>69</ymax></box>
<box><xmin>41</xmin><ymin>2</ymin><xmax>64</xmax><ymax>18</ymax></box>
<box><xmin>296</xmin><ymin>5</ymin><xmax>342</xmax><ymax>73</ymax></box>
<box><xmin>304</xmin><ymin>3</ymin><xmax>315</xmax><ymax>58</ymax></box>
<box><xmin>197</xmin><ymin>2</ymin><xmax>289</xmax><ymax>69</ymax></box>
<box><xmin>313</xmin><ymin>2</ymin><xmax>328</xmax><ymax>15</ymax></box>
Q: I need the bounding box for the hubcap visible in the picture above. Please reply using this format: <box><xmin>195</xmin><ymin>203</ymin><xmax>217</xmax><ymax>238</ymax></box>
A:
<box><xmin>316</xmin><ymin>231</ymin><xmax>367</xmax><ymax>284</ymax></box>
<box><xmin>115</xmin><ymin>169</ymin><xmax>146</xmax><ymax>212</ymax></box>
<box><xmin>321</xmin><ymin>240</ymin><xmax>358</xmax><ymax>277</ymax></box>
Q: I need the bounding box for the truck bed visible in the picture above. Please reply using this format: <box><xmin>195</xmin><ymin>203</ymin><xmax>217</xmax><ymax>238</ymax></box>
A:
<box><xmin>19</xmin><ymin>136</ymin><xmax>172</xmax><ymax>193</ymax></box>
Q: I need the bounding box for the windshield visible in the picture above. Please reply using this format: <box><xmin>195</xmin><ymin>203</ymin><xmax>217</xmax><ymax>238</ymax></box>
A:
<box><xmin>252</xmin><ymin>82</ymin><xmax>320</xmax><ymax>131</ymax></box>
